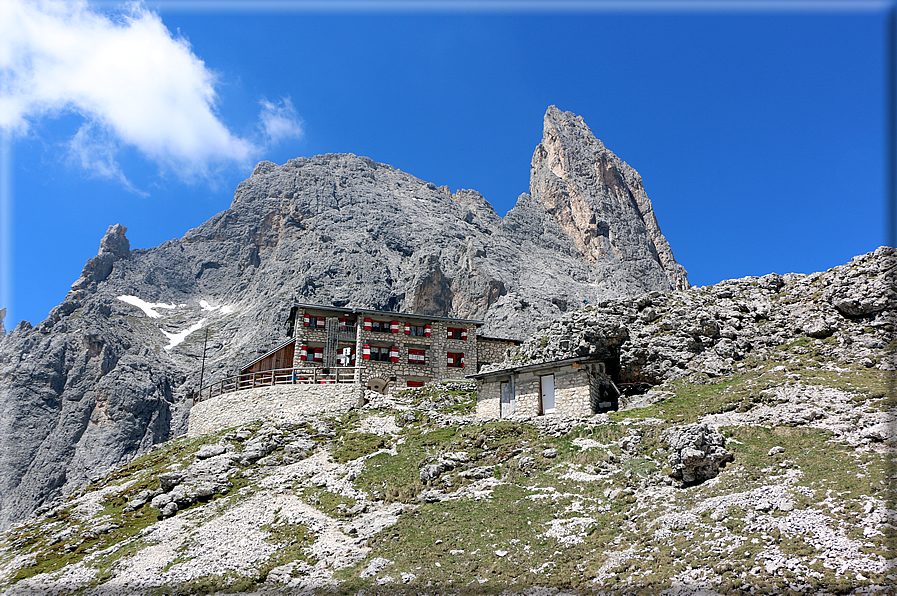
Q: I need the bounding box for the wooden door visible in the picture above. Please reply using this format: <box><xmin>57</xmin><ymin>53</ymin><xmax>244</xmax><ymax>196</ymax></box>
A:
<box><xmin>500</xmin><ymin>381</ymin><xmax>515</xmax><ymax>417</ymax></box>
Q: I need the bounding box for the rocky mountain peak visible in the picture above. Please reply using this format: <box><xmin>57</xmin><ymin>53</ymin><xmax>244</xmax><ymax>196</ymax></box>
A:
<box><xmin>532</xmin><ymin>106</ymin><xmax>687</xmax><ymax>291</ymax></box>
<box><xmin>98</xmin><ymin>223</ymin><xmax>130</xmax><ymax>258</ymax></box>
<box><xmin>69</xmin><ymin>223</ymin><xmax>131</xmax><ymax>293</ymax></box>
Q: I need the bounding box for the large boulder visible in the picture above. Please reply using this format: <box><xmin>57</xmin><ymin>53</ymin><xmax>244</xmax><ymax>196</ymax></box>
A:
<box><xmin>663</xmin><ymin>423</ymin><xmax>734</xmax><ymax>486</ymax></box>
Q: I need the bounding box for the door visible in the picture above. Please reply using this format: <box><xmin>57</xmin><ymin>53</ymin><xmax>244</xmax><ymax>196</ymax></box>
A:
<box><xmin>500</xmin><ymin>381</ymin><xmax>515</xmax><ymax>417</ymax></box>
<box><xmin>540</xmin><ymin>374</ymin><xmax>555</xmax><ymax>415</ymax></box>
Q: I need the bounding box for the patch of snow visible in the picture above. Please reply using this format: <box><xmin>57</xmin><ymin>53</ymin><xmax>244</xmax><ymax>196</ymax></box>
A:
<box><xmin>199</xmin><ymin>300</ymin><xmax>236</xmax><ymax>314</ymax></box>
<box><xmin>163</xmin><ymin>320</ymin><xmax>206</xmax><ymax>351</ymax></box>
<box><xmin>118</xmin><ymin>296</ymin><xmax>179</xmax><ymax>318</ymax></box>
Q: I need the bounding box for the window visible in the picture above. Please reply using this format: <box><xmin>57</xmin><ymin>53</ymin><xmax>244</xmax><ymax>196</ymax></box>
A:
<box><xmin>406</xmin><ymin>324</ymin><xmax>427</xmax><ymax>336</ymax></box>
<box><xmin>339</xmin><ymin>318</ymin><xmax>357</xmax><ymax>332</ymax></box>
<box><xmin>371</xmin><ymin>320</ymin><xmax>391</xmax><ymax>333</ymax></box>
<box><xmin>336</xmin><ymin>347</ymin><xmax>355</xmax><ymax>366</ymax></box>
<box><xmin>408</xmin><ymin>349</ymin><xmax>426</xmax><ymax>364</ymax></box>
<box><xmin>407</xmin><ymin>381</ymin><xmax>424</xmax><ymax>388</ymax></box>
<box><xmin>447</xmin><ymin>352</ymin><xmax>465</xmax><ymax>368</ymax></box>
<box><xmin>369</xmin><ymin>346</ymin><xmax>391</xmax><ymax>362</ymax></box>
<box><xmin>447</xmin><ymin>327</ymin><xmax>467</xmax><ymax>340</ymax></box>
<box><xmin>303</xmin><ymin>314</ymin><xmax>327</xmax><ymax>329</ymax></box>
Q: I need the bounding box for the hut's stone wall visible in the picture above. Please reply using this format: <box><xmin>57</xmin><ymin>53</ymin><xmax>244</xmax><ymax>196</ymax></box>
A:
<box><xmin>476</xmin><ymin>363</ymin><xmax>594</xmax><ymax>419</ymax></box>
<box><xmin>476</xmin><ymin>337</ymin><xmax>519</xmax><ymax>368</ymax></box>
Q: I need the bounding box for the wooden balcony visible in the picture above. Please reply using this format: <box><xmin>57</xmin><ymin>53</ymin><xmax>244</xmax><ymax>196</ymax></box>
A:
<box><xmin>196</xmin><ymin>366</ymin><xmax>359</xmax><ymax>403</ymax></box>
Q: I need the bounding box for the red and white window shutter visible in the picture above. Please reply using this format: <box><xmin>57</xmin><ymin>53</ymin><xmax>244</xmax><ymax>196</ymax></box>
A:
<box><xmin>317</xmin><ymin>316</ymin><xmax>325</xmax><ymax>328</ymax></box>
<box><xmin>460</xmin><ymin>353</ymin><xmax>465</xmax><ymax>368</ymax></box>
<box><xmin>461</xmin><ymin>329</ymin><xmax>468</xmax><ymax>340</ymax></box>
<box><xmin>338</xmin><ymin>318</ymin><xmax>346</xmax><ymax>330</ymax></box>
<box><xmin>389</xmin><ymin>346</ymin><xmax>399</xmax><ymax>362</ymax></box>
<box><xmin>313</xmin><ymin>348</ymin><xmax>324</xmax><ymax>362</ymax></box>
<box><xmin>363</xmin><ymin>318</ymin><xmax>372</xmax><ymax>331</ymax></box>
<box><xmin>390</xmin><ymin>321</ymin><xmax>400</xmax><ymax>333</ymax></box>
<box><xmin>362</xmin><ymin>344</ymin><xmax>371</xmax><ymax>359</ymax></box>
<box><xmin>303</xmin><ymin>314</ymin><xmax>310</xmax><ymax>327</ymax></box>
<box><xmin>424</xmin><ymin>324</ymin><xmax>431</xmax><ymax>337</ymax></box>
<box><xmin>409</xmin><ymin>349</ymin><xmax>425</xmax><ymax>364</ymax></box>
<box><xmin>404</xmin><ymin>322</ymin><xmax>410</xmax><ymax>335</ymax></box>
<box><xmin>299</xmin><ymin>345</ymin><xmax>308</xmax><ymax>361</ymax></box>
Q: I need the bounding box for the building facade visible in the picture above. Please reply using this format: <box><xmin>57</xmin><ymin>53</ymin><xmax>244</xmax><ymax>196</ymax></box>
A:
<box><xmin>240</xmin><ymin>304</ymin><xmax>519</xmax><ymax>393</ymax></box>
<box><xmin>471</xmin><ymin>357</ymin><xmax>621</xmax><ymax>419</ymax></box>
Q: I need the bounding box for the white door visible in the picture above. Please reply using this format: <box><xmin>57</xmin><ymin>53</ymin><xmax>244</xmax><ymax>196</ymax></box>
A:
<box><xmin>540</xmin><ymin>374</ymin><xmax>555</xmax><ymax>414</ymax></box>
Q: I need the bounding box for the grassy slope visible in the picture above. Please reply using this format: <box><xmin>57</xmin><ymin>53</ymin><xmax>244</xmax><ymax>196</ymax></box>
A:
<box><xmin>0</xmin><ymin>351</ymin><xmax>892</xmax><ymax>595</ymax></box>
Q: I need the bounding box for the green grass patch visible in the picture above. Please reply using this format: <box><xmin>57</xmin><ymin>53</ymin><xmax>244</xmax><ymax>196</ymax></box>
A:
<box><xmin>301</xmin><ymin>486</ymin><xmax>356</xmax><ymax>517</ymax></box>
<box><xmin>332</xmin><ymin>431</ymin><xmax>389</xmax><ymax>463</ymax></box>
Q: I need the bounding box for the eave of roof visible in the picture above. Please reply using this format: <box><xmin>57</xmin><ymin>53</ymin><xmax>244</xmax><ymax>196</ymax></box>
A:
<box><xmin>476</xmin><ymin>335</ymin><xmax>522</xmax><ymax>344</ymax></box>
<box><xmin>466</xmin><ymin>355</ymin><xmax>597</xmax><ymax>379</ymax></box>
<box><xmin>294</xmin><ymin>303</ymin><xmax>484</xmax><ymax>326</ymax></box>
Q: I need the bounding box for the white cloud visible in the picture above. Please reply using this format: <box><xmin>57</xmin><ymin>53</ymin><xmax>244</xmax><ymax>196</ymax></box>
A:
<box><xmin>259</xmin><ymin>96</ymin><xmax>303</xmax><ymax>145</ymax></box>
<box><xmin>67</xmin><ymin>121</ymin><xmax>145</xmax><ymax>193</ymax></box>
<box><xmin>0</xmin><ymin>0</ymin><xmax>295</xmax><ymax>183</ymax></box>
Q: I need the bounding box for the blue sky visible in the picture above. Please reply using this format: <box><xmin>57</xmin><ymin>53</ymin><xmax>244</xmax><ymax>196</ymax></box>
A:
<box><xmin>0</xmin><ymin>0</ymin><xmax>891</xmax><ymax>328</ymax></box>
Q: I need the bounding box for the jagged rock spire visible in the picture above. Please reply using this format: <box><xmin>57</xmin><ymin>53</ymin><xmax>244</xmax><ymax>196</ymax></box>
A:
<box><xmin>531</xmin><ymin>106</ymin><xmax>688</xmax><ymax>290</ymax></box>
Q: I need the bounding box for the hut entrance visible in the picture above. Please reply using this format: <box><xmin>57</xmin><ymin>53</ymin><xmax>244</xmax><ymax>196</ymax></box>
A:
<box><xmin>539</xmin><ymin>374</ymin><xmax>555</xmax><ymax>414</ymax></box>
<box><xmin>500</xmin><ymin>381</ymin><xmax>516</xmax><ymax>417</ymax></box>
<box><xmin>587</xmin><ymin>361</ymin><xmax>620</xmax><ymax>414</ymax></box>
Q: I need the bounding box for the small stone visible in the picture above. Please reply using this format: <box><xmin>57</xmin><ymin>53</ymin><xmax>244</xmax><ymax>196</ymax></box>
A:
<box><xmin>768</xmin><ymin>446</ymin><xmax>785</xmax><ymax>456</ymax></box>
<box><xmin>494</xmin><ymin>550</ymin><xmax>508</xmax><ymax>557</ymax></box>
<box><xmin>542</xmin><ymin>448</ymin><xmax>558</xmax><ymax>458</ymax></box>
<box><xmin>150</xmin><ymin>493</ymin><xmax>172</xmax><ymax>510</ymax></box>
<box><xmin>158</xmin><ymin>472</ymin><xmax>183</xmax><ymax>491</ymax></box>
<box><xmin>161</xmin><ymin>502</ymin><xmax>179</xmax><ymax>517</ymax></box>
<box><xmin>417</xmin><ymin>489</ymin><xmax>448</xmax><ymax>503</ymax></box>
<box><xmin>195</xmin><ymin>444</ymin><xmax>226</xmax><ymax>459</ymax></box>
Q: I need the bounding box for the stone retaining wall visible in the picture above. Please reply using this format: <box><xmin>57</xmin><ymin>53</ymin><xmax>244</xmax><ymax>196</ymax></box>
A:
<box><xmin>188</xmin><ymin>384</ymin><xmax>361</xmax><ymax>436</ymax></box>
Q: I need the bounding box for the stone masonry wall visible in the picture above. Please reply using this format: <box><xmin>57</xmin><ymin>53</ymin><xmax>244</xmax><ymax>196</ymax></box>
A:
<box><xmin>476</xmin><ymin>365</ymin><xmax>592</xmax><ymax>419</ymax></box>
<box><xmin>476</xmin><ymin>377</ymin><xmax>502</xmax><ymax>418</ymax></box>
<box><xmin>476</xmin><ymin>338</ymin><xmax>518</xmax><ymax>368</ymax></box>
<box><xmin>188</xmin><ymin>384</ymin><xmax>360</xmax><ymax>436</ymax></box>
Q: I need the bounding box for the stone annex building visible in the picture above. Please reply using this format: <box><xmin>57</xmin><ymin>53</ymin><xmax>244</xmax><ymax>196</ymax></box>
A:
<box><xmin>238</xmin><ymin>304</ymin><xmax>519</xmax><ymax>393</ymax></box>
<box><xmin>471</xmin><ymin>357</ymin><xmax>621</xmax><ymax>419</ymax></box>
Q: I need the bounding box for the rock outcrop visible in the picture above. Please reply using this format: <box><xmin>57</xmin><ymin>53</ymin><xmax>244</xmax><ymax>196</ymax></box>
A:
<box><xmin>0</xmin><ymin>107</ymin><xmax>686</xmax><ymax>530</ymax></box>
<box><xmin>663</xmin><ymin>423</ymin><xmax>734</xmax><ymax>485</ymax></box>
<box><xmin>490</xmin><ymin>246</ymin><xmax>894</xmax><ymax>386</ymax></box>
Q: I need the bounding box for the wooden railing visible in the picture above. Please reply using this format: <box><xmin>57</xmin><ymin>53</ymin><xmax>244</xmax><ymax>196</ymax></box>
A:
<box><xmin>195</xmin><ymin>366</ymin><xmax>359</xmax><ymax>403</ymax></box>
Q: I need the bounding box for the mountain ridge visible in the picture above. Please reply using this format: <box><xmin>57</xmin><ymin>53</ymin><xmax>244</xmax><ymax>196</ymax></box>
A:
<box><xmin>0</xmin><ymin>106</ymin><xmax>686</xmax><ymax>530</ymax></box>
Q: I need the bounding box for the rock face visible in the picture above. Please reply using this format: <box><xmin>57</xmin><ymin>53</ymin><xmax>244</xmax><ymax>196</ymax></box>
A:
<box><xmin>531</xmin><ymin>108</ymin><xmax>688</xmax><ymax>292</ymax></box>
<box><xmin>0</xmin><ymin>107</ymin><xmax>686</xmax><ymax>530</ymax></box>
